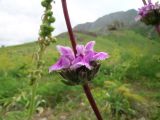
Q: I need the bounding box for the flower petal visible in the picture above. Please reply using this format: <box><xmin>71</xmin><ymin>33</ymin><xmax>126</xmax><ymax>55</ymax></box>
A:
<box><xmin>71</xmin><ymin>56</ymin><xmax>91</xmax><ymax>70</ymax></box>
<box><xmin>92</xmin><ymin>52</ymin><xmax>109</xmax><ymax>61</ymax></box>
<box><xmin>72</xmin><ymin>56</ymin><xmax>83</xmax><ymax>65</ymax></box>
<box><xmin>57</xmin><ymin>45</ymin><xmax>75</xmax><ymax>60</ymax></box>
<box><xmin>85</xmin><ymin>41</ymin><xmax>95</xmax><ymax>52</ymax></box>
<box><xmin>84</xmin><ymin>51</ymin><xmax>94</xmax><ymax>62</ymax></box>
<box><xmin>76</xmin><ymin>45</ymin><xmax>85</xmax><ymax>56</ymax></box>
<box><xmin>49</xmin><ymin>57</ymin><xmax>70</xmax><ymax>72</ymax></box>
<box><xmin>71</xmin><ymin>61</ymin><xmax>91</xmax><ymax>70</ymax></box>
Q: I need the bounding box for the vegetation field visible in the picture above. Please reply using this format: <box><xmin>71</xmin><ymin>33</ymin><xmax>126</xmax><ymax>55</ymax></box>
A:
<box><xmin>0</xmin><ymin>30</ymin><xmax>160</xmax><ymax>120</ymax></box>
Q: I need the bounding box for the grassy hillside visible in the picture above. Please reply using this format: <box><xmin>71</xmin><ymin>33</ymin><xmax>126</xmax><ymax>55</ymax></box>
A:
<box><xmin>0</xmin><ymin>30</ymin><xmax>160</xmax><ymax>120</ymax></box>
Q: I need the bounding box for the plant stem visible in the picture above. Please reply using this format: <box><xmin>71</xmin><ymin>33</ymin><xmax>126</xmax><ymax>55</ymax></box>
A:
<box><xmin>61</xmin><ymin>0</ymin><xmax>77</xmax><ymax>55</ymax></box>
<box><xmin>61</xmin><ymin>0</ymin><xmax>103</xmax><ymax>119</ymax></box>
<box><xmin>83</xmin><ymin>83</ymin><xmax>103</xmax><ymax>120</ymax></box>
<box><xmin>142</xmin><ymin>0</ymin><xmax>147</xmax><ymax>5</ymax></box>
<box><xmin>28</xmin><ymin>82</ymin><xmax>37</xmax><ymax>120</ymax></box>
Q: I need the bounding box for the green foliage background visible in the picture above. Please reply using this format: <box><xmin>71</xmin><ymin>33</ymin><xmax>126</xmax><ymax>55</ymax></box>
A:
<box><xmin>0</xmin><ymin>30</ymin><xmax>160</xmax><ymax>120</ymax></box>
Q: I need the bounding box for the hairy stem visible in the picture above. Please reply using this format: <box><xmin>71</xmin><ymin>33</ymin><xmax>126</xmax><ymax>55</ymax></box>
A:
<box><xmin>27</xmin><ymin>47</ymin><xmax>45</xmax><ymax>120</ymax></box>
<box><xmin>28</xmin><ymin>82</ymin><xmax>38</xmax><ymax>120</ymax></box>
<box><xmin>83</xmin><ymin>84</ymin><xmax>103</xmax><ymax>120</ymax></box>
<box><xmin>61</xmin><ymin>0</ymin><xmax>103</xmax><ymax>119</ymax></box>
<box><xmin>61</xmin><ymin>0</ymin><xmax>77</xmax><ymax>55</ymax></box>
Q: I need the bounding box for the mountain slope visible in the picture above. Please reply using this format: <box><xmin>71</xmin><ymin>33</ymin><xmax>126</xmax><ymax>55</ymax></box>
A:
<box><xmin>74</xmin><ymin>9</ymin><xmax>160</xmax><ymax>40</ymax></box>
<box><xmin>74</xmin><ymin>9</ymin><xmax>137</xmax><ymax>32</ymax></box>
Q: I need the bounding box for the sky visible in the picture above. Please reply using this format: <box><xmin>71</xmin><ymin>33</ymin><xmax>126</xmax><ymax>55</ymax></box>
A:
<box><xmin>0</xmin><ymin>0</ymin><xmax>158</xmax><ymax>46</ymax></box>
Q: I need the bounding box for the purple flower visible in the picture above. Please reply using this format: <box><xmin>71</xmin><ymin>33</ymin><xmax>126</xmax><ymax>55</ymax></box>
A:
<box><xmin>136</xmin><ymin>0</ymin><xmax>160</xmax><ymax>18</ymax></box>
<box><xmin>49</xmin><ymin>45</ymin><xmax>74</xmax><ymax>72</ymax></box>
<box><xmin>135</xmin><ymin>0</ymin><xmax>160</xmax><ymax>25</ymax></box>
<box><xmin>56</xmin><ymin>45</ymin><xmax>75</xmax><ymax>61</ymax></box>
<box><xmin>49</xmin><ymin>41</ymin><xmax>109</xmax><ymax>72</ymax></box>
<box><xmin>49</xmin><ymin>56</ymin><xmax>70</xmax><ymax>72</ymax></box>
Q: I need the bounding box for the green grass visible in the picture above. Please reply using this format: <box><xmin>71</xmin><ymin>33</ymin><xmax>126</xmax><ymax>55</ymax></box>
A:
<box><xmin>0</xmin><ymin>30</ymin><xmax>160</xmax><ymax>120</ymax></box>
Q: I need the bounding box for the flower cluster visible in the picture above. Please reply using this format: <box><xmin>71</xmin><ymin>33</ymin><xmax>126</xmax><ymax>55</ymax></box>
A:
<box><xmin>28</xmin><ymin>0</ymin><xmax>55</xmax><ymax>119</ymax></box>
<box><xmin>49</xmin><ymin>41</ymin><xmax>109</xmax><ymax>85</ymax></box>
<box><xmin>39</xmin><ymin>0</ymin><xmax>56</xmax><ymax>46</ymax></box>
<box><xmin>136</xmin><ymin>0</ymin><xmax>160</xmax><ymax>25</ymax></box>
<box><xmin>30</xmin><ymin>0</ymin><xmax>56</xmax><ymax>85</ymax></box>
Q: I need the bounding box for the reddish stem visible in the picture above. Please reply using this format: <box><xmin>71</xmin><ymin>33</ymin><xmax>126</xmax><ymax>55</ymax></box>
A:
<box><xmin>61</xmin><ymin>0</ymin><xmax>103</xmax><ymax>120</ymax></box>
<box><xmin>61</xmin><ymin>0</ymin><xmax>77</xmax><ymax>55</ymax></box>
<box><xmin>83</xmin><ymin>84</ymin><xmax>103</xmax><ymax>120</ymax></box>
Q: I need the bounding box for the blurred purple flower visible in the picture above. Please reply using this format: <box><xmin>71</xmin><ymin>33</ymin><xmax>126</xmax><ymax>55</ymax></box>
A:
<box><xmin>135</xmin><ymin>0</ymin><xmax>160</xmax><ymax>26</ymax></box>
<box><xmin>49</xmin><ymin>41</ymin><xmax>109</xmax><ymax>72</ymax></box>
<box><xmin>136</xmin><ymin>0</ymin><xmax>160</xmax><ymax>21</ymax></box>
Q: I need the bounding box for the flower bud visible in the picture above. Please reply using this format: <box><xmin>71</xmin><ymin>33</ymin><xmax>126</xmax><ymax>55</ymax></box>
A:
<box><xmin>40</xmin><ymin>24</ymin><xmax>54</xmax><ymax>37</ymax></box>
<box><xmin>41</xmin><ymin>0</ymin><xmax>48</xmax><ymax>7</ymax></box>
<box><xmin>46</xmin><ymin>10</ymin><xmax>53</xmax><ymax>16</ymax></box>
<box><xmin>48</xmin><ymin>17</ymin><xmax>55</xmax><ymax>23</ymax></box>
<box><xmin>45</xmin><ymin>0</ymin><xmax>53</xmax><ymax>4</ymax></box>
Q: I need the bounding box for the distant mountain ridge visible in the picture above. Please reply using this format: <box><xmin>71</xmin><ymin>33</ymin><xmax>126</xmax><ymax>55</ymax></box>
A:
<box><xmin>73</xmin><ymin>9</ymin><xmax>159</xmax><ymax>39</ymax></box>
<box><xmin>74</xmin><ymin>9</ymin><xmax>137</xmax><ymax>32</ymax></box>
